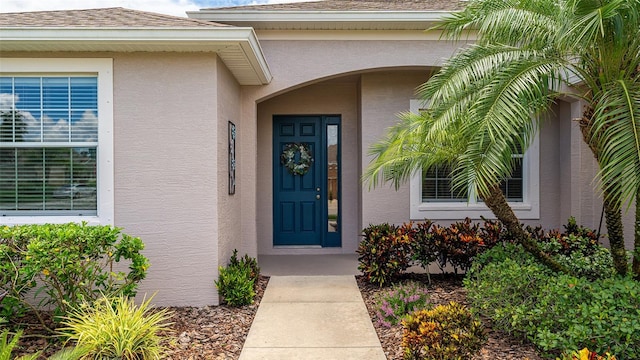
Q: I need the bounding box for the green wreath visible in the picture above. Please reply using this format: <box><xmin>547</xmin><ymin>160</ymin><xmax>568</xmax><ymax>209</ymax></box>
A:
<box><xmin>281</xmin><ymin>143</ymin><xmax>313</xmax><ymax>176</ymax></box>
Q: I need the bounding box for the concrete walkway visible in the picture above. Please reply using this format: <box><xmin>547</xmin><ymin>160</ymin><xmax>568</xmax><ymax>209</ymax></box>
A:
<box><xmin>239</xmin><ymin>275</ymin><xmax>386</xmax><ymax>360</ymax></box>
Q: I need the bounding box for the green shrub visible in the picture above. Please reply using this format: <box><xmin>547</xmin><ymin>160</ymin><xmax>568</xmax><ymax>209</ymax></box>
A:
<box><xmin>228</xmin><ymin>249</ymin><xmax>260</xmax><ymax>288</ymax></box>
<box><xmin>536</xmin><ymin>233</ymin><xmax>615</xmax><ymax>279</ymax></box>
<box><xmin>464</xmin><ymin>246</ymin><xmax>551</xmax><ymax>337</ymax></box>
<box><xmin>402</xmin><ymin>301</ymin><xmax>485</xmax><ymax>360</ymax></box>
<box><xmin>411</xmin><ymin>220</ymin><xmax>437</xmax><ymax>271</ymax></box>
<box><xmin>215</xmin><ymin>250</ymin><xmax>259</xmax><ymax>306</ymax></box>
<box><xmin>0</xmin><ymin>223</ymin><xmax>149</xmax><ymax>321</ymax></box>
<box><xmin>374</xmin><ymin>281</ymin><xmax>430</xmax><ymax>327</ymax></box>
<box><xmin>527</xmin><ymin>218</ymin><xmax>615</xmax><ymax>279</ymax></box>
<box><xmin>465</xmin><ymin>245</ymin><xmax>640</xmax><ymax>359</ymax></box>
<box><xmin>59</xmin><ymin>295</ymin><xmax>172</xmax><ymax>360</ymax></box>
<box><xmin>441</xmin><ymin>218</ymin><xmax>497</xmax><ymax>272</ymax></box>
<box><xmin>0</xmin><ymin>226</ymin><xmax>36</xmax><ymax>320</ymax></box>
<box><xmin>358</xmin><ymin>223</ymin><xmax>415</xmax><ymax>286</ymax></box>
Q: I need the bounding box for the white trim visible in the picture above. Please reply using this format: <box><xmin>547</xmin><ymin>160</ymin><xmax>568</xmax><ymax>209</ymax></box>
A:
<box><xmin>0</xmin><ymin>27</ymin><xmax>272</xmax><ymax>85</ymax></box>
<box><xmin>408</xmin><ymin>99</ymin><xmax>540</xmax><ymax>220</ymax></box>
<box><xmin>254</xmin><ymin>29</ymin><xmax>476</xmax><ymax>41</ymax></box>
<box><xmin>188</xmin><ymin>10</ymin><xmax>454</xmax><ymax>30</ymax></box>
<box><xmin>0</xmin><ymin>58</ymin><xmax>114</xmax><ymax>226</ymax></box>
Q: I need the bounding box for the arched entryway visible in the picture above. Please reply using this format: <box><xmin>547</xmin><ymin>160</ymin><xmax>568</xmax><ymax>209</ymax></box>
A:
<box><xmin>255</xmin><ymin>68</ymin><xmax>434</xmax><ymax>255</ymax></box>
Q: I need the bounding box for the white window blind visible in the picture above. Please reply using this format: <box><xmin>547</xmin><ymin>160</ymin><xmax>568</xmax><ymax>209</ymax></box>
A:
<box><xmin>0</xmin><ymin>76</ymin><xmax>98</xmax><ymax>215</ymax></box>
<box><xmin>409</xmin><ymin>99</ymin><xmax>540</xmax><ymax>220</ymax></box>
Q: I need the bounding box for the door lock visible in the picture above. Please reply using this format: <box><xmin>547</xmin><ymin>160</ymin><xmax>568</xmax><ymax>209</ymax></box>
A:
<box><xmin>316</xmin><ymin>187</ymin><xmax>321</xmax><ymax>192</ymax></box>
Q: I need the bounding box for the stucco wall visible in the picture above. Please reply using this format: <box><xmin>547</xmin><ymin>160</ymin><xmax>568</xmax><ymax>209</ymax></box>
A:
<box><xmin>248</xmin><ymin>39</ymin><xmax>464</xmax><ymax>102</ymax></box>
<box><xmin>113</xmin><ymin>53</ymin><xmax>220</xmax><ymax>306</ymax></box>
<box><xmin>256</xmin><ymin>78</ymin><xmax>360</xmax><ymax>254</ymax></box>
<box><xmin>0</xmin><ymin>51</ymin><xmax>225</xmax><ymax>306</ymax></box>
<box><xmin>216</xmin><ymin>58</ymin><xmax>243</xmax><ymax>286</ymax></box>
<box><xmin>360</xmin><ymin>71</ymin><xmax>430</xmax><ymax>226</ymax></box>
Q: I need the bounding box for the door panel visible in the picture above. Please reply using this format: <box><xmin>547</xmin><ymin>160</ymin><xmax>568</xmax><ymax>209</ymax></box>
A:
<box><xmin>273</xmin><ymin>115</ymin><xmax>341</xmax><ymax>247</ymax></box>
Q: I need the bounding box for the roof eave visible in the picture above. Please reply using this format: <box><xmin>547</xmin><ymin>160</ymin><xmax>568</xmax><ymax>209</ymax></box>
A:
<box><xmin>0</xmin><ymin>27</ymin><xmax>272</xmax><ymax>85</ymax></box>
<box><xmin>187</xmin><ymin>10</ymin><xmax>455</xmax><ymax>30</ymax></box>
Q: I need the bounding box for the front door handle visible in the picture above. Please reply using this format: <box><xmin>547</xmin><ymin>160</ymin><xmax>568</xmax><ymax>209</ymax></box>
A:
<box><xmin>316</xmin><ymin>194</ymin><xmax>321</xmax><ymax>200</ymax></box>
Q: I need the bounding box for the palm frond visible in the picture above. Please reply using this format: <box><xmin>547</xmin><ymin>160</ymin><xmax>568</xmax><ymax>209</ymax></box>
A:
<box><xmin>435</xmin><ymin>0</ymin><xmax>560</xmax><ymax>47</ymax></box>
<box><xmin>364</xmin><ymin>111</ymin><xmax>465</xmax><ymax>190</ymax></box>
<box><xmin>592</xmin><ymin>79</ymin><xmax>640</xmax><ymax>207</ymax></box>
<box><xmin>451</xmin><ymin>58</ymin><xmax>561</xmax><ymax>197</ymax></box>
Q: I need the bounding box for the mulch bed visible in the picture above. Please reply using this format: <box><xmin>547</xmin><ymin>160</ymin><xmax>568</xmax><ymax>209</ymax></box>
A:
<box><xmin>10</xmin><ymin>276</ymin><xmax>270</xmax><ymax>359</ymax></box>
<box><xmin>357</xmin><ymin>273</ymin><xmax>544</xmax><ymax>360</ymax></box>
<box><xmin>11</xmin><ymin>273</ymin><xmax>543</xmax><ymax>359</ymax></box>
<box><xmin>160</xmin><ymin>275</ymin><xmax>270</xmax><ymax>360</ymax></box>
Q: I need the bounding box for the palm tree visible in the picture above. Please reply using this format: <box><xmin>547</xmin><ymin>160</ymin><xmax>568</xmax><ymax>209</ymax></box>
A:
<box><xmin>365</xmin><ymin>108</ymin><xmax>568</xmax><ymax>273</ymax></box>
<box><xmin>365</xmin><ymin>0</ymin><xmax>640</xmax><ymax>276</ymax></box>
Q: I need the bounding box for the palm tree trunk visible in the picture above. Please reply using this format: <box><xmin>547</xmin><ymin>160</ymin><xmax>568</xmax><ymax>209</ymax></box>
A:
<box><xmin>633</xmin><ymin>191</ymin><xmax>640</xmax><ymax>280</ymax></box>
<box><xmin>580</xmin><ymin>112</ymin><xmax>629</xmax><ymax>276</ymax></box>
<box><xmin>602</xmin><ymin>195</ymin><xmax>628</xmax><ymax>276</ymax></box>
<box><xmin>484</xmin><ymin>184</ymin><xmax>568</xmax><ymax>273</ymax></box>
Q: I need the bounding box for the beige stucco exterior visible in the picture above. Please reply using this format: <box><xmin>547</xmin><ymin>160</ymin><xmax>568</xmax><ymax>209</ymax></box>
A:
<box><xmin>1</xmin><ymin>52</ymin><xmax>235</xmax><ymax>306</ymax></box>
<box><xmin>0</xmin><ymin>9</ymin><xmax>636</xmax><ymax>307</ymax></box>
<box><xmin>114</xmin><ymin>53</ymin><xmax>222</xmax><ymax>306</ymax></box>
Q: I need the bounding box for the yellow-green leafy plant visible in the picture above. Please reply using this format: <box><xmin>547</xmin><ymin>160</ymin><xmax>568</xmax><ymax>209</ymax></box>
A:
<box><xmin>558</xmin><ymin>348</ymin><xmax>617</xmax><ymax>360</ymax></box>
<box><xmin>1</xmin><ymin>329</ymin><xmax>88</xmax><ymax>360</ymax></box>
<box><xmin>18</xmin><ymin>347</ymin><xmax>89</xmax><ymax>360</ymax></box>
<box><xmin>59</xmin><ymin>295</ymin><xmax>172</xmax><ymax>360</ymax></box>
<box><xmin>402</xmin><ymin>301</ymin><xmax>484</xmax><ymax>360</ymax></box>
<box><xmin>1</xmin><ymin>329</ymin><xmax>24</xmax><ymax>360</ymax></box>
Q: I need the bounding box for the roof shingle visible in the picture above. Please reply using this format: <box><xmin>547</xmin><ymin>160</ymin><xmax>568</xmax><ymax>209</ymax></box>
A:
<box><xmin>0</xmin><ymin>7</ymin><xmax>229</xmax><ymax>28</ymax></box>
<box><xmin>205</xmin><ymin>0</ymin><xmax>466</xmax><ymax>12</ymax></box>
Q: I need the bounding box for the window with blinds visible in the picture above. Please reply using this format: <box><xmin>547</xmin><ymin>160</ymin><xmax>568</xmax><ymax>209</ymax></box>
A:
<box><xmin>421</xmin><ymin>157</ymin><xmax>524</xmax><ymax>202</ymax></box>
<box><xmin>422</xmin><ymin>164</ymin><xmax>467</xmax><ymax>202</ymax></box>
<box><xmin>0</xmin><ymin>76</ymin><xmax>98</xmax><ymax>215</ymax></box>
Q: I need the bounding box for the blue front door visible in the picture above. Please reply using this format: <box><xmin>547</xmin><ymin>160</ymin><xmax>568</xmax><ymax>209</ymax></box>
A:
<box><xmin>273</xmin><ymin>115</ymin><xmax>341</xmax><ymax>247</ymax></box>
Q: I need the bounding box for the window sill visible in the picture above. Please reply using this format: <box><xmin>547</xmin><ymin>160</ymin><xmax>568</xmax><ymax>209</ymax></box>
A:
<box><xmin>410</xmin><ymin>202</ymin><xmax>539</xmax><ymax>220</ymax></box>
<box><xmin>0</xmin><ymin>216</ymin><xmax>109</xmax><ymax>226</ymax></box>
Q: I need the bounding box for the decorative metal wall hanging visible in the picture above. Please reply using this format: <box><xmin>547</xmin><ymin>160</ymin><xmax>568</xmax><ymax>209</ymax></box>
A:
<box><xmin>229</xmin><ymin>121</ymin><xmax>236</xmax><ymax>195</ymax></box>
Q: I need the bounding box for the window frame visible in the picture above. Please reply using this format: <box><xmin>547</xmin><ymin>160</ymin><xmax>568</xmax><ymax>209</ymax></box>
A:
<box><xmin>0</xmin><ymin>58</ymin><xmax>114</xmax><ymax>225</ymax></box>
<box><xmin>408</xmin><ymin>99</ymin><xmax>540</xmax><ymax>220</ymax></box>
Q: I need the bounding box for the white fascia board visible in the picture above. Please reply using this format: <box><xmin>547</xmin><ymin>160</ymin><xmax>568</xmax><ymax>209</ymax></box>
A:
<box><xmin>241</xmin><ymin>27</ymin><xmax>273</xmax><ymax>84</ymax></box>
<box><xmin>188</xmin><ymin>10</ymin><xmax>453</xmax><ymax>29</ymax></box>
<box><xmin>0</xmin><ymin>27</ymin><xmax>272</xmax><ymax>85</ymax></box>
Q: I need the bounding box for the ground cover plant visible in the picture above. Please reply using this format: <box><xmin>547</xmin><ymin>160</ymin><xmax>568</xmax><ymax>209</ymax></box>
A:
<box><xmin>358</xmin><ymin>273</ymin><xmax>545</xmax><ymax>360</ymax></box>
<box><xmin>465</xmin><ymin>243</ymin><xmax>640</xmax><ymax>359</ymax></box>
<box><xmin>374</xmin><ymin>281</ymin><xmax>430</xmax><ymax>327</ymax></box>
